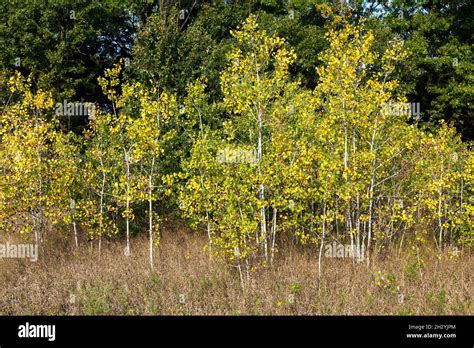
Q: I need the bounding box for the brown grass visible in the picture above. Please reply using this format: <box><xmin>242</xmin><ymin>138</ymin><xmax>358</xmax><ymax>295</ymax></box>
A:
<box><xmin>0</xmin><ymin>225</ymin><xmax>472</xmax><ymax>315</ymax></box>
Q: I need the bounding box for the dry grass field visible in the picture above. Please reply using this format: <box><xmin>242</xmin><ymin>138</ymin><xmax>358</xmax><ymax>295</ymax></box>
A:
<box><xmin>0</xmin><ymin>225</ymin><xmax>472</xmax><ymax>315</ymax></box>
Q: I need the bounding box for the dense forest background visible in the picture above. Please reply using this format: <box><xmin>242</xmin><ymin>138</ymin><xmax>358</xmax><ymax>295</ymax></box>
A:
<box><xmin>1</xmin><ymin>0</ymin><xmax>472</xmax><ymax>138</ymax></box>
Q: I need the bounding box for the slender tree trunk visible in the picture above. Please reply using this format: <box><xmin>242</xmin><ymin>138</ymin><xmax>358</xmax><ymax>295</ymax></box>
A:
<box><xmin>356</xmin><ymin>192</ymin><xmax>361</xmax><ymax>261</ymax></box>
<box><xmin>73</xmin><ymin>218</ymin><xmax>78</xmax><ymax>249</ymax></box>
<box><xmin>99</xmin><ymin>155</ymin><xmax>106</xmax><ymax>257</ymax></box>
<box><xmin>148</xmin><ymin>157</ymin><xmax>155</xmax><ymax>269</ymax></box>
<box><xmin>254</xmin><ymin>52</ymin><xmax>267</xmax><ymax>262</ymax></box>
<box><xmin>125</xmin><ymin>150</ymin><xmax>131</xmax><ymax>256</ymax></box>
<box><xmin>200</xmin><ymin>174</ymin><xmax>213</xmax><ymax>253</ymax></box>
<box><xmin>349</xmin><ymin>211</ymin><xmax>354</xmax><ymax>265</ymax></box>
<box><xmin>257</xmin><ymin>111</ymin><xmax>267</xmax><ymax>262</ymax></box>
<box><xmin>206</xmin><ymin>211</ymin><xmax>212</xmax><ymax>252</ymax></box>
<box><xmin>318</xmin><ymin>178</ymin><xmax>328</xmax><ymax>280</ymax></box>
<box><xmin>343</xmin><ymin>122</ymin><xmax>354</xmax><ymax>264</ymax></box>
<box><xmin>399</xmin><ymin>222</ymin><xmax>406</xmax><ymax>255</ymax></box>
<box><xmin>344</xmin><ymin>125</ymin><xmax>348</xmax><ymax>173</ymax></box>
<box><xmin>237</xmin><ymin>262</ymin><xmax>244</xmax><ymax>290</ymax></box>
<box><xmin>34</xmin><ymin>213</ymin><xmax>38</xmax><ymax>245</ymax></box>
<box><xmin>271</xmin><ymin>207</ymin><xmax>277</xmax><ymax>264</ymax></box>
<box><xmin>438</xmin><ymin>159</ymin><xmax>444</xmax><ymax>250</ymax></box>
<box><xmin>71</xmin><ymin>199</ymin><xmax>78</xmax><ymax>249</ymax></box>
<box><xmin>367</xmin><ymin>176</ymin><xmax>374</xmax><ymax>266</ymax></box>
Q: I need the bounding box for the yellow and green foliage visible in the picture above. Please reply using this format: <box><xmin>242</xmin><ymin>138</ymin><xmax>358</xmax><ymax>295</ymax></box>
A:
<box><xmin>0</xmin><ymin>16</ymin><xmax>471</xmax><ymax>273</ymax></box>
<box><xmin>180</xmin><ymin>16</ymin><xmax>472</xmax><ymax>274</ymax></box>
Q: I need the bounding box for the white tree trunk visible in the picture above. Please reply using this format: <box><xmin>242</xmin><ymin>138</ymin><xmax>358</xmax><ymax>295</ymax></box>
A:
<box><xmin>149</xmin><ymin>157</ymin><xmax>155</xmax><ymax>270</ymax></box>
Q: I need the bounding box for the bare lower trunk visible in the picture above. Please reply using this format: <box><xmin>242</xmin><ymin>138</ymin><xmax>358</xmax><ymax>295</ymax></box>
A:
<box><xmin>149</xmin><ymin>157</ymin><xmax>155</xmax><ymax>270</ymax></box>
<box><xmin>99</xmin><ymin>155</ymin><xmax>106</xmax><ymax>257</ymax></box>
<box><xmin>149</xmin><ymin>195</ymin><xmax>153</xmax><ymax>269</ymax></box>
<box><xmin>438</xmin><ymin>184</ymin><xmax>443</xmax><ymax>250</ymax></box>
<box><xmin>257</xmin><ymin>114</ymin><xmax>267</xmax><ymax>262</ymax></box>
<box><xmin>270</xmin><ymin>207</ymin><xmax>277</xmax><ymax>264</ymax></box>
<box><xmin>73</xmin><ymin>218</ymin><xmax>78</xmax><ymax>249</ymax></box>
<box><xmin>437</xmin><ymin>158</ymin><xmax>444</xmax><ymax>251</ymax></box>
<box><xmin>34</xmin><ymin>220</ymin><xmax>38</xmax><ymax>245</ymax></box>
<box><xmin>318</xmin><ymin>201</ymin><xmax>327</xmax><ymax>281</ymax></box>
<box><xmin>348</xmin><ymin>207</ymin><xmax>354</xmax><ymax>265</ymax></box>
<box><xmin>206</xmin><ymin>211</ymin><xmax>212</xmax><ymax>252</ymax></box>
<box><xmin>367</xmin><ymin>176</ymin><xmax>374</xmax><ymax>266</ymax></box>
<box><xmin>237</xmin><ymin>263</ymin><xmax>244</xmax><ymax>289</ymax></box>
<box><xmin>318</xmin><ymin>178</ymin><xmax>328</xmax><ymax>280</ymax></box>
<box><xmin>125</xmin><ymin>151</ymin><xmax>131</xmax><ymax>256</ymax></box>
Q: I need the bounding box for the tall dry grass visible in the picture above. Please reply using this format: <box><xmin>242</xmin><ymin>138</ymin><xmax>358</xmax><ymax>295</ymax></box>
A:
<box><xmin>0</xmin><ymin>225</ymin><xmax>472</xmax><ymax>315</ymax></box>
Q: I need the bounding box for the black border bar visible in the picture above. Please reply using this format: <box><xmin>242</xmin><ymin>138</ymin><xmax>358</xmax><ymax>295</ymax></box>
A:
<box><xmin>0</xmin><ymin>315</ymin><xmax>472</xmax><ymax>346</ymax></box>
